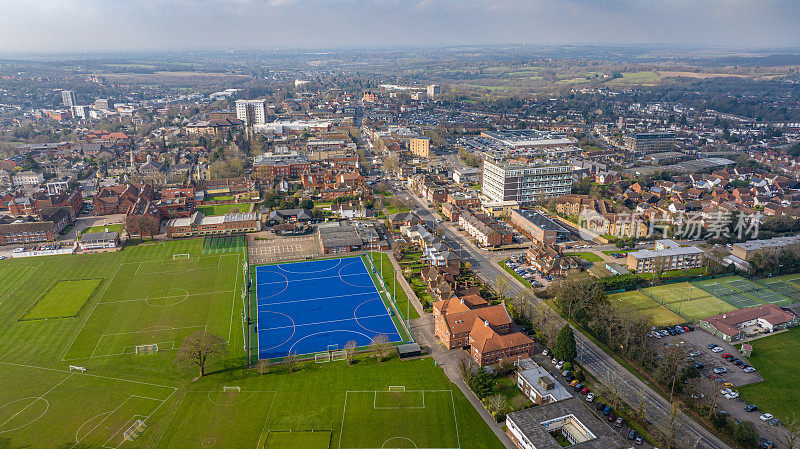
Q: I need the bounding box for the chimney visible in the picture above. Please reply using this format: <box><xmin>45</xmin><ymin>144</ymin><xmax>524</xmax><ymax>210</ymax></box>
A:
<box><xmin>484</xmin><ymin>320</ymin><xmax>489</xmax><ymax>327</ymax></box>
<box><xmin>460</xmin><ymin>297</ymin><xmax>465</xmax><ymax>305</ymax></box>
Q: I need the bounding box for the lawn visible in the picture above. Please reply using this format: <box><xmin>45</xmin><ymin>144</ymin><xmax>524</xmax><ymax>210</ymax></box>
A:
<box><xmin>738</xmin><ymin>327</ymin><xmax>800</xmax><ymax>421</ymax></box>
<box><xmin>642</xmin><ymin>282</ymin><xmax>737</xmax><ymax>322</ymax></box>
<box><xmin>197</xmin><ymin>202</ymin><xmax>250</xmax><ymax>216</ymax></box>
<box><xmin>0</xmin><ymin>239</ymin><xmax>503</xmax><ymax>448</ymax></box>
<box><xmin>82</xmin><ymin>224</ymin><xmax>124</xmax><ymax>234</ymax></box>
<box><xmin>601</xmin><ymin>249</ymin><xmax>636</xmax><ymax>256</ymax></box>
<box><xmin>607</xmin><ymin>290</ymin><xmax>685</xmax><ymax>326</ymax></box>
<box><xmin>370</xmin><ymin>252</ymin><xmax>420</xmax><ymax>320</ymax></box>
<box><xmin>566</xmin><ymin>251</ymin><xmax>603</xmax><ymax>262</ymax></box>
<box><xmin>21</xmin><ymin>278</ymin><xmax>102</xmax><ymax>320</ymax></box>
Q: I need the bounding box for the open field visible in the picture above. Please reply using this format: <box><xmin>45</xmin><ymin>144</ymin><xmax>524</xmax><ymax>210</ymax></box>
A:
<box><xmin>82</xmin><ymin>224</ymin><xmax>124</xmax><ymax>234</ymax></box>
<box><xmin>197</xmin><ymin>203</ymin><xmax>251</xmax><ymax>216</ymax></box>
<box><xmin>641</xmin><ymin>282</ymin><xmax>738</xmax><ymax>322</ymax></box>
<box><xmin>0</xmin><ymin>239</ymin><xmax>500</xmax><ymax>448</ymax></box>
<box><xmin>607</xmin><ymin>291</ymin><xmax>685</xmax><ymax>326</ymax></box>
<box><xmin>659</xmin><ymin>71</ymin><xmax>748</xmax><ymax>79</ymax></box>
<box><xmin>738</xmin><ymin>327</ymin><xmax>800</xmax><ymax>421</ymax></box>
<box><xmin>21</xmin><ymin>278</ymin><xmax>102</xmax><ymax>321</ymax></box>
<box><xmin>567</xmin><ymin>251</ymin><xmax>603</xmax><ymax>262</ymax></box>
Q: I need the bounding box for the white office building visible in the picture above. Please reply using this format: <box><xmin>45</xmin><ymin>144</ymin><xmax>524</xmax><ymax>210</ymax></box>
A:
<box><xmin>235</xmin><ymin>99</ymin><xmax>268</xmax><ymax>126</ymax></box>
<box><xmin>482</xmin><ymin>159</ymin><xmax>573</xmax><ymax>204</ymax></box>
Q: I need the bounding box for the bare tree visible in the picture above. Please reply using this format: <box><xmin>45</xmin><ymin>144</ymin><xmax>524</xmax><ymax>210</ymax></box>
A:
<box><xmin>285</xmin><ymin>352</ymin><xmax>299</xmax><ymax>373</ymax></box>
<box><xmin>603</xmin><ymin>371</ymin><xmax>625</xmax><ymax>411</ymax></box>
<box><xmin>778</xmin><ymin>414</ymin><xmax>800</xmax><ymax>449</ymax></box>
<box><xmin>486</xmin><ymin>394</ymin><xmax>508</xmax><ymax>415</ymax></box>
<box><xmin>174</xmin><ymin>330</ymin><xmax>227</xmax><ymax>378</ymax></box>
<box><xmin>344</xmin><ymin>340</ymin><xmax>357</xmax><ymax>366</ymax></box>
<box><xmin>495</xmin><ymin>275</ymin><xmax>508</xmax><ymax>300</ymax></box>
<box><xmin>370</xmin><ymin>334</ymin><xmax>392</xmax><ymax>362</ymax></box>
<box><xmin>254</xmin><ymin>359</ymin><xmax>271</xmax><ymax>375</ymax></box>
<box><xmin>686</xmin><ymin>376</ymin><xmax>722</xmax><ymax>418</ymax></box>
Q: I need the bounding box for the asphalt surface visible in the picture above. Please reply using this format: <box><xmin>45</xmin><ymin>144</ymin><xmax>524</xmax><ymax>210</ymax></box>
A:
<box><xmin>399</xmin><ymin>187</ymin><xmax>732</xmax><ymax>449</ymax></box>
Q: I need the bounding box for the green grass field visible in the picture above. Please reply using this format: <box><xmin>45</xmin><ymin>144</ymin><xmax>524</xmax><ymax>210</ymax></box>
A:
<box><xmin>370</xmin><ymin>252</ymin><xmax>420</xmax><ymax>320</ymax></box>
<box><xmin>641</xmin><ymin>282</ymin><xmax>737</xmax><ymax>322</ymax></box>
<box><xmin>21</xmin><ymin>278</ymin><xmax>102</xmax><ymax>320</ymax></box>
<box><xmin>567</xmin><ymin>251</ymin><xmax>603</xmax><ymax>262</ymax></box>
<box><xmin>738</xmin><ymin>327</ymin><xmax>800</xmax><ymax>421</ymax></box>
<box><xmin>607</xmin><ymin>290</ymin><xmax>685</xmax><ymax>326</ymax></box>
<box><xmin>695</xmin><ymin>276</ymin><xmax>764</xmax><ymax>308</ymax></box>
<box><xmin>197</xmin><ymin>203</ymin><xmax>251</xmax><ymax>216</ymax></box>
<box><xmin>0</xmin><ymin>239</ymin><xmax>499</xmax><ymax>448</ymax></box>
<box><xmin>82</xmin><ymin>224</ymin><xmax>124</xmax><ymax>234</ymax></box>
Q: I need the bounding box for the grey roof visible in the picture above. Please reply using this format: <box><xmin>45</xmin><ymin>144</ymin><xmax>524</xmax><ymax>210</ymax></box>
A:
<box><xmin>81</xmin><ymin>231</ymin><xmax>119</xmax><ymax>243</ymax></box>
<box><xmin>629</xmin><ymin>245</ymin><xmax>704</xmax><ymax>260</ymax></box>
<box><xmin>507</xmin><ymin>397</ymin><xmax>625</xmax><ymax>449</ymax></box>
<box><xmin>733</xmin><ymin>235</ymin><xmax>800</xmax><ymax>252</ymax></box>
<box><xmin>513</xmin><ymin>209</ymin><xmax>569</xmax><ymax>234</ymax></box>
<box><xmin>269</xmin><ymin>208</ymin><xmax>313</xmax><ymax>222</ymax></box>
<box><xmin>518</xmin><ymin>362</ymin><xmax>573</xmax><ymax>402</ymax></box>
<box><xmin>318</xmin><ymin>224</ymin><xmax>363</xmax><ymax>248</ymax></box>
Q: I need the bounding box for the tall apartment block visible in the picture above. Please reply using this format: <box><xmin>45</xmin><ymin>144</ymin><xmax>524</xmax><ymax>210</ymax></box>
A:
<box><xmin>623</xmin><ymin>132</ymin><xmax>676</xmax><ymax>153</ymax></box>
<box><xmin>482</xmin><ymin>158</ymin><xmax>573</xmax><ymax>204</ymax></box>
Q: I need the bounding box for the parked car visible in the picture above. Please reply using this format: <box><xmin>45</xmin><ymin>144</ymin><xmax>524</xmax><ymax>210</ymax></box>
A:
<box><xmin>722</xmin><ymin>382</ymin><xmax>734</xmax><ymax>388</ymax></box>
<box><xmin>551</xmin><ymin>358</ymin><xmax>560</xmax><ymax>365</ymax></box>
<box><xmin>556</xmin><ymin>361</ymin><xmax>565</xmax><ymax>369</ymax></box>
<box><xmin>689</xmin><ymin>350</ymin><xmax>701</xmax><ymax>357</ymax></box>
<box><xmin>722</xmin><ymin>353</ymin><xmax>732</xmax><ymax>358</ymax></box>
<box><xmin>720</xmin><ymin>388</ymin><xmax>733</xmax><ymax>395</ymax></box>
<box><xmin>580</xmin><ymin>387</ymin><xmax>589</xmax><ymax>395</ymax></box>
<box><xmin>769</xmin><ymin>419</ymin><xmax>782</xmax><ymax>427</ymax></box>
<box><xmin>694</xmin><ymin>363</ymin><xmax>705</xmax><ymax>369</ymax></box>
<box><xmin>627</xmin><ymin>430</ymin><xmax>636</xmax><ymax>440</ymax></box>
<box><xmin>573</xmin><ymin>383</ymin><xmax>584</xmax><ymax>392</ymax></box>
<box><xmin>707</xmin><ymin>343</ymin><xmax>718</xmax><ymax>349</ymax></box>
<box><xmin>596</xmin><ymin>402</ymin><xmax>606</xmax><ymax>411</ymax></box>
<box><xmin>744</xmin><ymin>367</ymin><xmax>757</xmax><ymax>373</ymax></box>
<box><xmin>603</xmin><ymin>406</ymin><xmax>612</xmax><ymax>416</ymax></box>
<box><xmin>733</xmin><ymin>360</ymin><xmax>744</xmax><ymax>366</ymax></box>
<box><xmin>760</xmin><ymin>441</ymin><xmax>775</xmax><ymax>449</ymax></box>
<box><xmin>571</xmin><ymin>380</ymin><xmax>580</xmax><ymax>387</ymax></box>
<box><xmin>614</xmin><ymin>417</ymin><xmax>623</xmax><ymax>427</ymax></box>
<box><xmin>745</xmin><ymin>404</ymin><xmax>759</xmax><ymax>412</ymax></box>
<box><xmin>712</xmin><ymin>347</ymin><xmax>724</xmax><ymax>353</ymax></box>
<box><xmin>725</xmin><ymin>392</ymin><xmax>740</xmax><ymax>399</ymax></box>
<box><xmin>635</xmin><ymin>435</ymin><xmax>643</xmax><ymax>445</ymax></box>
<box><xmin>760</xmin><ymin>413</ymin><xmax>774</xmax><ymax>422</ymax></box>
<box><xmin>542</xmin><ymin>349</ymin><xmax>549</xmax><ymax>356</ymax></box>
<box><xmin>586</xmin><ymin>393</ymin><xmax>595</xmax><ymax>402</ymax></box>
<box><xmin>608</xmin><ymin>412</ymin><xmax>616</xmax><ymax>422</ymax></box>
<box><xmin>12</xmin><ymin>247</ymin><xmax>24</xmax><ymax>253</ymax></box>
<box><xmin>713</xmin><ymin>367</ymin><xmax>727</xmax><ymax>374</ymax></box>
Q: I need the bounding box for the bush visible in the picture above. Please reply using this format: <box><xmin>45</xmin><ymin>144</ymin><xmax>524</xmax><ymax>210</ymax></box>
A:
<box><xmin>733</xmin><ymin>420</ymin><xmax>757</xmax><ymax>447</ymax></box>
<box><xmin>553</xmin><ymin>326</ymin><xmax>577</xmax><ymax>363</ymax></box>
<box><xmin>562</xmin><ymin>361</ymin><xmax>573</xmax><ymax>371</ymax></box>
<box><xmin>468</xmin><ymin>367</ymin><xmax>495</xmax><ymax>399</ymax></box>
<box><xmin>710</xmin><ymin>412</ymin><xmax>728</xmax><ymax>429</ymax></box>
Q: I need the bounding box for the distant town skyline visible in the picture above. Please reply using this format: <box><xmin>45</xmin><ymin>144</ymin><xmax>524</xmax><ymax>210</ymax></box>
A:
<box><xmin>0</xmin><ymin>0</ymin><xmax>799</xmax><ymax>53</ymax></box>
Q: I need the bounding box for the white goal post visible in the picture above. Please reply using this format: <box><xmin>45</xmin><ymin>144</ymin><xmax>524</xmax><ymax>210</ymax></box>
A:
<box><xmin>223</xmin><ymin>386</ymin><xmax>241</xmax><ymax>392</ymax></box>
<box><xmin>173</xmin><ymin>253</ymin><xmax>190</xmax><ymax>260</ymax></box>
<box><xmin>331</xmin><ymin>350</ymin><xmax>347</xmax><ymax>361</ymax></box>
<box><xmin>388</xmin><ymin>386</ymin><xmax>406</xmax><ymax>392</ymax></box>
<box><xmin>123</xmin><ymin>419</ymin><xmax>146</xmax><ymax>441</ymax></box>
<box><xmin>135</xmin><ymin>344</ymin><xmax>158</xmax><ymax>355</ymax></box>
<box><xmin>69</xmin><ymin>365</ymin><xmax>86</xmax><ymax>372</ymax></box>
<box><xmin>315</xmin><ymin>352</ymin><xmax>331</xmax><ymax>363</ymax></box>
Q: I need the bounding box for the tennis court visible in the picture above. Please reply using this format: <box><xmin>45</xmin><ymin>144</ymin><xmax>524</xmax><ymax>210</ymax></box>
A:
<box><xmin>763</xmin><ymin>274</ymin><xmax>800</xmax><ymax>302</ymax></box>
<box><xmin>255</xmin><ymin>256</ymin><xmax>403</xmax><ymax>359</ymax></box>
<box><xmin>643</xmin><ymin>282</ymin><xmax>737</xmax><ymax>322</ymax></box>
<box><xmin>607</xmin><ymin>291</ymin><xmax>684</xmax><ymax>326</ymax></box>
<box><xmin>726</xmin><ymin>278</ymin><xmax>790</xmax><ymax>305</ymax></box>
<box><xmin>695</xmin><ymin>277</ymin><xmax>763</xmax><ymax>308</ymax></box>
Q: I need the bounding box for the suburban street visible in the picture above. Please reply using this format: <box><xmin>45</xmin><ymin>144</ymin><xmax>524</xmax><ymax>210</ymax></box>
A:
<box><xmin>399</xmin><ymin>186</ymin><xmax>733</xmax><ymax>449</ymax></box>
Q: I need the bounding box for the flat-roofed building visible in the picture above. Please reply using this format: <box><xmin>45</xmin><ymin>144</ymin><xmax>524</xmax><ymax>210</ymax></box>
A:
<box><xmin>626</xmin><ymin>239</ymin><xmax>704</xmax><ymax>273</ymax></box>
<box><xmin>481</xmin><ymin>129</ymin><xmax>577</xmax><ymax>150</ymax></box>
<box><xmin>409</xmin><ymin>137</ymin><xmax>431</xmax><ymax>158</ymax></box>
<box><xmin>166</xmin><ymin>212</ymin><xmax>260</xmax><ymax>238</ymax></box>
<box><xmin>699</xmin><ymin>304</ymin><xmax>798</xmax><ymax>342</ymax></box>
<box><xmin>624</xmin><ymin>132</ymin><xmax>676</xmax><ymax>153</ymax></box>
<box><xmin>482</xmin><ymin>159</ymin><xmax>573</xmax><ymax>204</ymax></box>
<box><xmin>731</xmin><ymin>235</ymin><xmax>800</xmax><ymax>261</ymax></box>
<box><xmin>509</xmin><ymin>209</ymin><xmax>569</xmax><ymax>246</ymax></box>
<box><xmin>515</xmin><ymin>358</ymin><xmax>573</xmax><ymax>405</ymax></box>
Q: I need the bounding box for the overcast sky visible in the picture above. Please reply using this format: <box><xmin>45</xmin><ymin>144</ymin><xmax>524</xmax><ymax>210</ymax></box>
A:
<box><xmin>0</xmin><ymin>0</ymin><xmax>798</xmax><ymax>52</ymax></box>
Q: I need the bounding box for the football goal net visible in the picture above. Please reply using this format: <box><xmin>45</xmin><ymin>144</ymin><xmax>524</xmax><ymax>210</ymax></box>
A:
<box><xmin>68</xmin><ymin>365</ymin><xmax>86</xmax><ymax>372</ymax></box>
<box><xmin>223</xmin><ymin>386</ymin><xmax>241</xmax><ymax>392</ymax></box>
<box><xmin>388</xmin><ymin>386</ymin><xmax>406</xmax><ymax>392</ymax></box>
<box><xmin>123</xmin><ymin>420</ymin><xmax>146</xmax><ymax>441</ymax></box>
<box><xmin>331</xmin><ymin>350</ymin><xmax>347</xmax><ymax>361</ymax></box>
<box><xmin>135</xmin><ymin>344</ymin><xmax>158</xmax><ymax>355</ymax></box>
<box><xmin>315</xmin><ymin>352</ymin><xmax>331</xmax><ymax>363</ymax></box>
<box><xmin>173</xmin><ymin>253</ymin><xmax>190</xmax><ymax>260</ymax></box>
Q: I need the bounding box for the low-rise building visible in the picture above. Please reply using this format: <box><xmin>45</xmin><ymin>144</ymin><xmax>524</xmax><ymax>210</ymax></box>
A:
<box><xmin>515</xmin><ymin>358</ymin><xmax>573</xmax><ymax>404</ymax></box>
<box><xmin>626</xmin><ymin>239</ymin><xmax>704</xmax><ymax>273</ymax></box>
<box><xmin>731</xmin><ymin>236</ymin><xmax>800</xmax><ymax>261</ymax></box>
<box><xmin>317</xmin><ymin>223</ymin><xmax>365</xmax><ymax>254</ymax></box>
<box><xmin>509</xmin><ymin>209</ymin><xmax>569</xmax><ymax>246</ymax></box>
<box><xmin>79</xmin><ymin>231</ymin><xmax>120</xmax><ymax>250</ymax></box>
<box><xmin>699</xmin><ymin>304</ymin><xmax>798</xmax><ymax>342</ymax></box>
<box><xmin>165</xmin><ymin>212</ymin><xmax>260</xmax><ymax>238</ymax></box>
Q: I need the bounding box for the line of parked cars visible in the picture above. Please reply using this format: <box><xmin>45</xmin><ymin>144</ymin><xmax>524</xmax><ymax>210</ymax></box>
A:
<box><xmin>649</xmin><ymin>324</ymin><xmax>694</xmax><ymax>339</ymax></box>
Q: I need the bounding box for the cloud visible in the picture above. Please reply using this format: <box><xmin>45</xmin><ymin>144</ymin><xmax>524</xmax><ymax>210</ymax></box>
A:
<box><xmin>0</xmin><ymin>0</ymin><xmax>797</xmax><ymax>52</ymax></box>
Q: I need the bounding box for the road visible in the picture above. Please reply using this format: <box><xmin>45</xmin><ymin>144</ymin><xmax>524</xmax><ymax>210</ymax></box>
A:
<box><xmin>400</xmin><ymin>187</ymin><xmax>732</xmax><ymax>449</ymax></box>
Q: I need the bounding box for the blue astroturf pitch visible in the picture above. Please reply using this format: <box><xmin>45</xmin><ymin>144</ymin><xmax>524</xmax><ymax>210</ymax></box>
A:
<box><xmin>256</xmin><ymin>256</ymin><xmax>402</xmax><ymax>359</ymax></box>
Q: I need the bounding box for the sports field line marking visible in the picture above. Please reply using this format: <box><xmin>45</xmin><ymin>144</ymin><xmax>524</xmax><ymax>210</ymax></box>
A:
<box><xmin>72</xmin><ymin>395</ymin><xmax>143</xmax><ymax>448</ymax></box>
<box><xmin>373</xmin><ymin>391</ymin><xmax>426</xmax><ymax>409</ymax></box>
<box><xmin>256</xmin><ymin>271</ymin><xmax>368</xmax><ymax>286</ymax></box>
<box><xmin>102</xmin><ymin>414</ymin><xmax>146</xmax><ymax>449</ymax></box>
<box><xmin>260</xmin><ymin>313</ymin><xmax>390</xmax><ymax>332</ymax></box>
<box><xmin>99</xmin><ymin>290</ymin><xmax>235</xmax><ymax>304</ymax></box>
<box><xmin>257</xmin><ymin>291</ymin><xmax>378</xmax><ymax>308</ymax></box>
<box><xmin>255</xmin><ymin>392</ymin><xmax>278</xmax><ymax>449</ymax></box>
<box><xmin>137</xmin><ymin>388</ymin><xmax>181</xmax><ymax>449</ymax></box>
<box><xmin>338</xmin><ymin>390</ymin><xmax>459</xmax><ymax>449</ymax></box>
<box><xmin>0</xmin><ymin>372</ymin><xmax>74</xmax><ymax>430</ymax></box>
<box><xmin>0</xmin><ymin>360</ymin><xmax>177</xmax><ymax>390</ymax></box>
<box><xmin>0</xmin><ymin>265</ymin><xmax>36</xmax><ymax>306</ymax></box>
<box><xmin>228</xmin><ymin>258</ymin><xmax>241</xmax><ymax>344</ymax></box>
<box><xmin>60</xmin><ymin>262</ymin><xmax>125</xmax><ymax>361</ymax></box>
<box><xmin>90</xmin><ymin>325</ymin><xmax>206</xmax><ymax>358</ymax></box>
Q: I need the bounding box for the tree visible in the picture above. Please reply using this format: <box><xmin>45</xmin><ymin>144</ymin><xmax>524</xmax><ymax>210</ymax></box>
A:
<box><xmin>344</xmin><ymin>340</ymin><xmax>357</xmax><ymax>366</ymax></box>
<box><xmin>285</xmin><ymin>352</ymin><xmax>299</xmax><ymax>373</ymax></box>
<box><xmin>495</xmin><ymin>275</ymin><xmax>508</xmax><ymax>301</ymax></box>
<box><xmin>733</xmin><ymin>420</ymin><xmax>758</xmax><ymax>447</ymax></box>
<box><xmin>370</xmin><ymin>334</ymin><xmax>392</xmax><ymax>362</ymax></box>
<box><xmin>255</xmin><ymin>359</ymin><xmax>271</xmax><ymax>375</ymax></box>
<box><xmin>486</xmin><ymin>394</ymin><xmax>508</xmax><ymax>415</ymax></box>
<box><xmin>468</xmin><ymin>367</ymin><xmax>494</xmax><ymax>399</ymax></box>
<box><xmin>553</xmin><ymin>325</ymin><xmax>577</xmax><ymax>363</ymax></box>
<box><xmin>174</xmin><ymin>330</ymin><xmax>227</xmax><ymax>378</ymax></box>
<box><xmin>778</xmin><ymin>414</ymin><xmax>800</xmax><ymax>449</ymax></box>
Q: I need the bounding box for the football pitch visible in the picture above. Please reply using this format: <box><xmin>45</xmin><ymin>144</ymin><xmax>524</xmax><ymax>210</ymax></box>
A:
<box><xmin>635</xmin><ymin>283</ymin><xmax>737</xmax><ymax>322</ymax></box>
<box><xmin>0</xmin><ymin>239</ymin><xmax>498</xmax><ymax>448</ymax></box>
<box><xmin>607</xmin><ymin>291</ymin><xmax>685</xmax><ymax>326</ymax></box>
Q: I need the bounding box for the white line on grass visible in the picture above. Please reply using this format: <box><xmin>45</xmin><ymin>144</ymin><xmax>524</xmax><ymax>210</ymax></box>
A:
<box><xmin>60</xmin><ymin>262</ymin><xmax>125</xmax><ymax>361</ymax></box>
<box><xmin>99</xmin><ymin>290</ymin><xmax>234</xmax><ymax>305</ymax></box>
<box><xmin>0</xmin><ymin>372</ymin><xmax>74</xmax><ymax>430</ymax></box>
<box><xmin>0</xmin><ymin>360</ymin><xmax>178</xmax><ymax>390</ymax></box>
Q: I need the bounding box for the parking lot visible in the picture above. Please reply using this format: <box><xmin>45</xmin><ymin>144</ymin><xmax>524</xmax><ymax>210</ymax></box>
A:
<box><xmin>504</xmin><ymin>255</ymin><xmax>552</xmax><ymax>289</ymax></box>
<box><xmin>656</xmin><ymin>330</ymin><xmax>786</xmax><ymax>444</ymax></box>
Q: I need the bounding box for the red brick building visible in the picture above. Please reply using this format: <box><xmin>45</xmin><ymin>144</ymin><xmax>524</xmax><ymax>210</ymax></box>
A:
<box><xmin>253</xmin><ymin>152</ymin><xmax>311</xmax><ymax>180</ymax></box>
<box><xmin>93</xmin><ymin>184</ymin><xmax>155</xmax><ymax>216</ymax></box>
